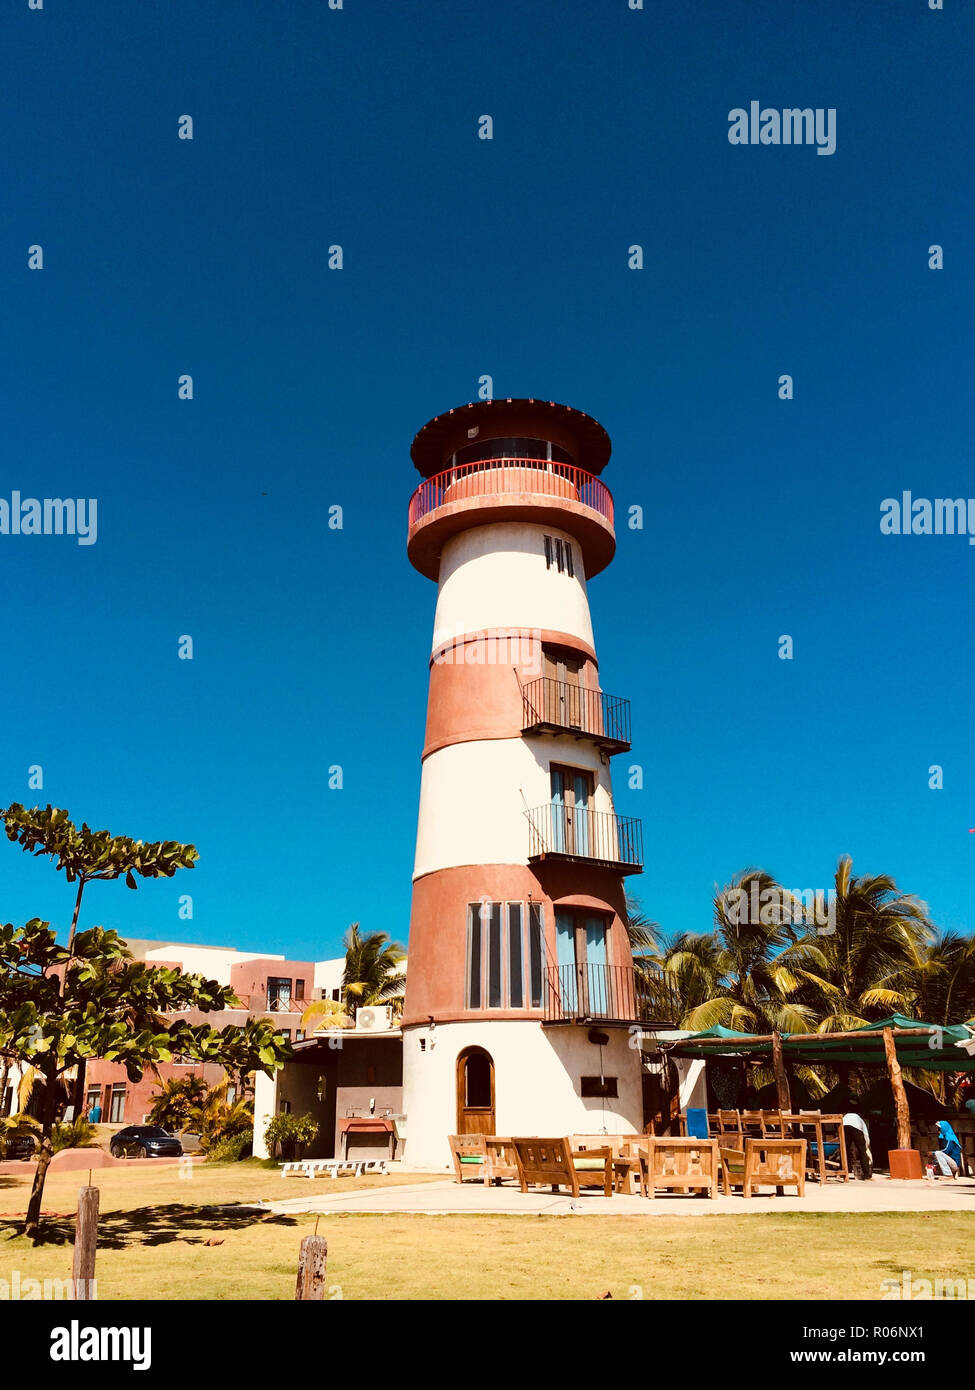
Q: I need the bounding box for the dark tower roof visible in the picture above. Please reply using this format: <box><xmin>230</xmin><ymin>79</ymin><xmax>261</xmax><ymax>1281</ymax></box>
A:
<box><xmin>410</xmin><ymin>398</ymin><xmax>612</xmax><ymax>478</ymax></box>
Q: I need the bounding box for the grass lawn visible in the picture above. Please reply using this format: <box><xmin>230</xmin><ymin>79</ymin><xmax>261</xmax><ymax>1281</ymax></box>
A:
<box><xmin>0</xmin><ymin>1161</ymin><xmax>969</xmax><ymax>1299</ymax></box>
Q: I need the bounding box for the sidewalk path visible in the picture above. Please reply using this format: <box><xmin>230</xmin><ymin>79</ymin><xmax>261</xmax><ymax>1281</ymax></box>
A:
<box><xmin>262</xmin><ymin>1173</ymin><xmax>975</xmax><ymax>1218</ymax></box>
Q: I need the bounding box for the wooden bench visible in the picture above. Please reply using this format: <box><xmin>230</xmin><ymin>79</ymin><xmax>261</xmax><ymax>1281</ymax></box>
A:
<box><xmin>719</xmin><ymin>1138</ymin><xmax>806</xmax><ymax>1197</ymax></box>
<box><xmin>280</xmin><ymin>1158</ymin><xmax>387</xmax><ymax>1179</ymax></box>
<box><xmin>512</xmin><ymin>1137</ymin><xmax>615</xmax><ymax>1198</ymax></box>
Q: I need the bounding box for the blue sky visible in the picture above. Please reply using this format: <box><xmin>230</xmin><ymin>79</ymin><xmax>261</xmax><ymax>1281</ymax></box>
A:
<box><xmin>2</xmin><ymin>0</ymin><xmax>973</xmax><ymax>960</ymax></box>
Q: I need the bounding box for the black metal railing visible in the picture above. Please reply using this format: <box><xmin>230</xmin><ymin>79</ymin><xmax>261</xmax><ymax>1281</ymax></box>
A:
<box><xmin>544</xmin><ymin>963</ymin><xmax>681</xmax><ymax>1026</ymax></box>
<box><xmin>526</xmin><ymin>804</ymin><xmax>643</xmax><ymax>873</ymax></box>
<box><xmin>522</xmin><ymin>677</ymin><xmax>631</xmax><ymax>751</ymax></box>
<box><xmin>544</xmin><ymin>963</ymin><xmax>637</xmax><ymax>1022</ymax></box>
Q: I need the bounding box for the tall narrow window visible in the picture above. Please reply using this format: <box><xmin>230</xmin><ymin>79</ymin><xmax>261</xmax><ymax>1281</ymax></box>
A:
<box><xmin>528</xmin><ymin>903</ymin><xmax>544</xmax><ymax>1008</ymax></box>
<box><xmin>487</xmin><ymin>902</ymin><xmax>503</xmax><ymax>1008</ymax></box>
<box><xmin>109</xmin><ymin>1084</ymin><xmax>126</xmax><ymax>1124</ymax></box>
<box><xmin>467</xmin><ymin>903</ymin><xmax>483</xmax><ymax>1008</ymax></box>
<box><xmin>565</xmin><ymin>543</ymin><xmax>574</xmax><ymax>577</ymax></box>
<box><xmin>544</xmin><ymin>535</ymin><xmax>553</xmax><ymax>569</ymax></box>
<box><xmin>507</xmin><ymin>902</ymin><xmax>524</xmax><ymax>1008</ymax></box>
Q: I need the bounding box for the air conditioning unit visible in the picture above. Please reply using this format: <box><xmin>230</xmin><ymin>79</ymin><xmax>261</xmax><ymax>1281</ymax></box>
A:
<box><xmin>356</xmin><ymin>1005</ymin><xmax>395</xmax><ymax>1032</ymax></box>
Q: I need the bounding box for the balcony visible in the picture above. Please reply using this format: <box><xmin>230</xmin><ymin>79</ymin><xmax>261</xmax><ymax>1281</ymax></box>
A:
<box><xmin>543</xmin><ymin>964</ymin><xmax>680</xmax><ymax>1027</ymax></box>
<box><xmin>407</xmin><ymin>456</ymin><xmax>616</xmax><ymax>580</ymax></box>
<box><xmin>522</xmin><ymin>677</ymin><xmax>631</xmax><ymax>754</ymax></box>
<box><xmin>525</xmin><ymin>804</ymin><xmax>643</xmax><ymax>874</ymax></box>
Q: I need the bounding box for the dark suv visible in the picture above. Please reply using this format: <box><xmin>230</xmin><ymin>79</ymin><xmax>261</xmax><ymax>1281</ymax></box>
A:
<box><xmin>3</xmin><ymin>1133</ymin><xmax>38</xmax><ymax>1161</ymax></box>
<box><xmin>109</xmin><ymin>1126</ymin><xmax>183</xmax><ymax>1159</ymax></box>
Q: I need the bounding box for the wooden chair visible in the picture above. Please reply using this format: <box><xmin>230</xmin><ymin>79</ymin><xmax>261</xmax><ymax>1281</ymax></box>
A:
<box><xmin>449</xmin><ymin>1133</ymin><xmax>489</xmax><ymax>1183</ymax></box>
<box><xmin>761</xmin><ymin>1110</ymin><xmax>787</xmax><ymax>1137</ymax></box>
<box><xmin>641</xmin><ymin>1137</ymin><xmax>719</xmax><ymax>1198</ymax></box>
<box><xmin>512</xmin><ymin>1137</ymin><xmax>614</xmax><ymax>1198</ymax></box>
<box><xmin>719</xmin><ymin>1138</ymin><xmax>807</xmax><ymax>1197</ymax></box>
<box><xmin>716</xmin><ymin>1109</ymin><xmax>743</xmax><ymax>1140</ymax></box>
<box><xmin>483</xmin><ymin>1136</ymin><xmax>519</xmax><ymax>1186</ymax></box>
<box><xmin>740</xmin><ymin>1109</ymin><xmax>766</xmax><ymax>1138</ymax></box>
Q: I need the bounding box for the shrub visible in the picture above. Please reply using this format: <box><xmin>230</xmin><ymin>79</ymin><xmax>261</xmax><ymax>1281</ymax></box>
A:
<box><xmin>264</xmin><ymin>1112</ymin><xmax>319</xmax><ymax>1160</ymax></box>
<box><xmin>51</xmin><ymin>1117</ymin><xmax>98</xmax><ymax>1154</ymax></box>
<box><xmin>206</xmin><ymin>1131</ymin><xmax>253</xmax><ymax>1163</ymax></box>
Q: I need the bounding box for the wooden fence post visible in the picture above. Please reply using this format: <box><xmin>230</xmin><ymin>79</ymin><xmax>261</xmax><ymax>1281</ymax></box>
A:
<box><xmin>72</xmin><ymin>1185</ymin><xmax>99</xmax><ymax>1300</ymax></box>
<box><xmin>295</xmin><ymin>1234</ymin><xmax>328</xmax><ymax>1300</ymax></box>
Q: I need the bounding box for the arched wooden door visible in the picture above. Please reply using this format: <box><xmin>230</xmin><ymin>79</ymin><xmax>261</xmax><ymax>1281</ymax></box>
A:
<box><xmin>456</xmin><ymin>1046</ymin><xmax>495</xmax><ymax>1135</ymax></box>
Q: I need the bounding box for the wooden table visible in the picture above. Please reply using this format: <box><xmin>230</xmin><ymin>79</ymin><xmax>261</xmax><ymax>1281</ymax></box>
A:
<box><xmin>773</xmin><ymin>1113</ymin><xmax>849</xmax><ymax>1183</ymax></box>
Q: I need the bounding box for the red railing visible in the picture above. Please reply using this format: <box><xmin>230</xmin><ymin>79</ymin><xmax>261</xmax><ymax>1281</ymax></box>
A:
<box><xmin>407</xmin><ymin>457</ymin><xmax>614</xmax><ymax>529</ymax></box>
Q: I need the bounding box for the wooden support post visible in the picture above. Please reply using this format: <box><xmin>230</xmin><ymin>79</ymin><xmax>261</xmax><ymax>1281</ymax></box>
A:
<box><xmin>295</xmin><ymin>1234</ymin><xmax>328</xmax><ymax>1300</ymax></box>
<box><xmin>883</xmin><ymin>1026</ymin><xmax>912</xmax><ymax>1151</ymax></box>
<box><xmin>772</xmin><ymin>1030</ymin><xmax>791</xmax><ymax>1112</ymax></box>
<box><xmin>72</xmin><ymin>1185</ymin><xmax>99</xmax><ymax>1300</ymax></box>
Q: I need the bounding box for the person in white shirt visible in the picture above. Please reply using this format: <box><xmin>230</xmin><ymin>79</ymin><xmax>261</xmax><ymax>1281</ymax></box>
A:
<box><xmin>843</xmin><ymin>1110</ymin><xmax>873</xmax><ymax>1179</ymax></box>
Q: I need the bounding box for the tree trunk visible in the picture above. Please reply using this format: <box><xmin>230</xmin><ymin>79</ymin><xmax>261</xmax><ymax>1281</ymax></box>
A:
<box><xmin>883</xmin><ymin>1026</ymin><xmax>912</xmax><ymax>1151</ymax></box>
<box><xmin>0</xmin><ymin>1054</ymin><xmax>10</xmax><ymax>1117</ymax></box>
<box><xmin>772</xmin><ymin>1030</ymin><xmax>792</xmax><ymax>1111</ymax></box>
<box><xmin>25</xmin><ymin>1064</ymin><xmax>60</xmax><ymax>1241</ymax></box>
<box><xmin>65</xmin><ymin>880</ymin><xmax>87</xmax><ymax>1118</ymax></box>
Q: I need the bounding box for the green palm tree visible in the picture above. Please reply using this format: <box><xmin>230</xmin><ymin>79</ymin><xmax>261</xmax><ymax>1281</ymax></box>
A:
<box><xmin>341</xmin><ymin>923</ymin><xmax>406</xmax><ymax>1020</ymax></box>
<box><xmin>662</xmin><ymin>869</ymin><xmax>817</xmax><ymax>1034</ymax></box>
<box><xmin>908</xmin><ymin>929</ymin><xmax>975</xmax><ymax>1027</ymax></box>
<box><xmin>623</xmin><ymin>900</ymin><xmax>673</xmax><ymax>1022</ymax></box>
<box><xmin>785</xmin><ymin>855</ymin><xmax>934</xmax><ymax>1031</ymax></box>
<box><xmin>299</xmin><ymin>996</ymin><xmax>353</xmax><ymax>1034</ymax></box>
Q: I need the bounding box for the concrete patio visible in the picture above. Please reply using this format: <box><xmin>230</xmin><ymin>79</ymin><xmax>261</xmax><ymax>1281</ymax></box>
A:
<box><xmin>260</xmin><ymin>1168</ymin><xmax>975</xmax><ymax>1218</ymax></box>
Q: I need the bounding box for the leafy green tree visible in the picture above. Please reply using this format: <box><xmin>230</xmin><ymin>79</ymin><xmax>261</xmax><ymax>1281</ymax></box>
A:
<box><xmin>2</xmin><ymin>803</ymin><xmax>199</xmax><ymax>1112</ymax></box>
<box><xmin>0</xmin><ymin>918</ymin><xmax>291</xmax><ymax>1240</ymax></box>
<box><xmin>264</xmin><ymin>1112</ymin><xmax>319</xmax><ymax>1161</ymax></box>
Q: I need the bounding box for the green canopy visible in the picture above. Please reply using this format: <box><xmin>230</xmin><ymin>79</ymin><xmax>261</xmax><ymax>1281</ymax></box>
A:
<box><xmin>668</xmin><ymin>1013</ymin><xmax>975</xmax><ymax>1072</ymax></box>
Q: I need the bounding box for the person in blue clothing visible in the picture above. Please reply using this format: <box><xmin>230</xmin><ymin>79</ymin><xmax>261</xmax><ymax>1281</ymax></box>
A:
<box><xmin>930</xmin><ymin>1119</ymin><xmax>962</xmax><ymax>1177</ymax></box>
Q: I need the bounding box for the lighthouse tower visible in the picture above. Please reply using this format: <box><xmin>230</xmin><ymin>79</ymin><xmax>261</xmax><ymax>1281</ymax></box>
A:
<box><xmin>402</xmin><ymin>399</ymin><xmax>647</xmax><ymax>1167</ymax></box>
